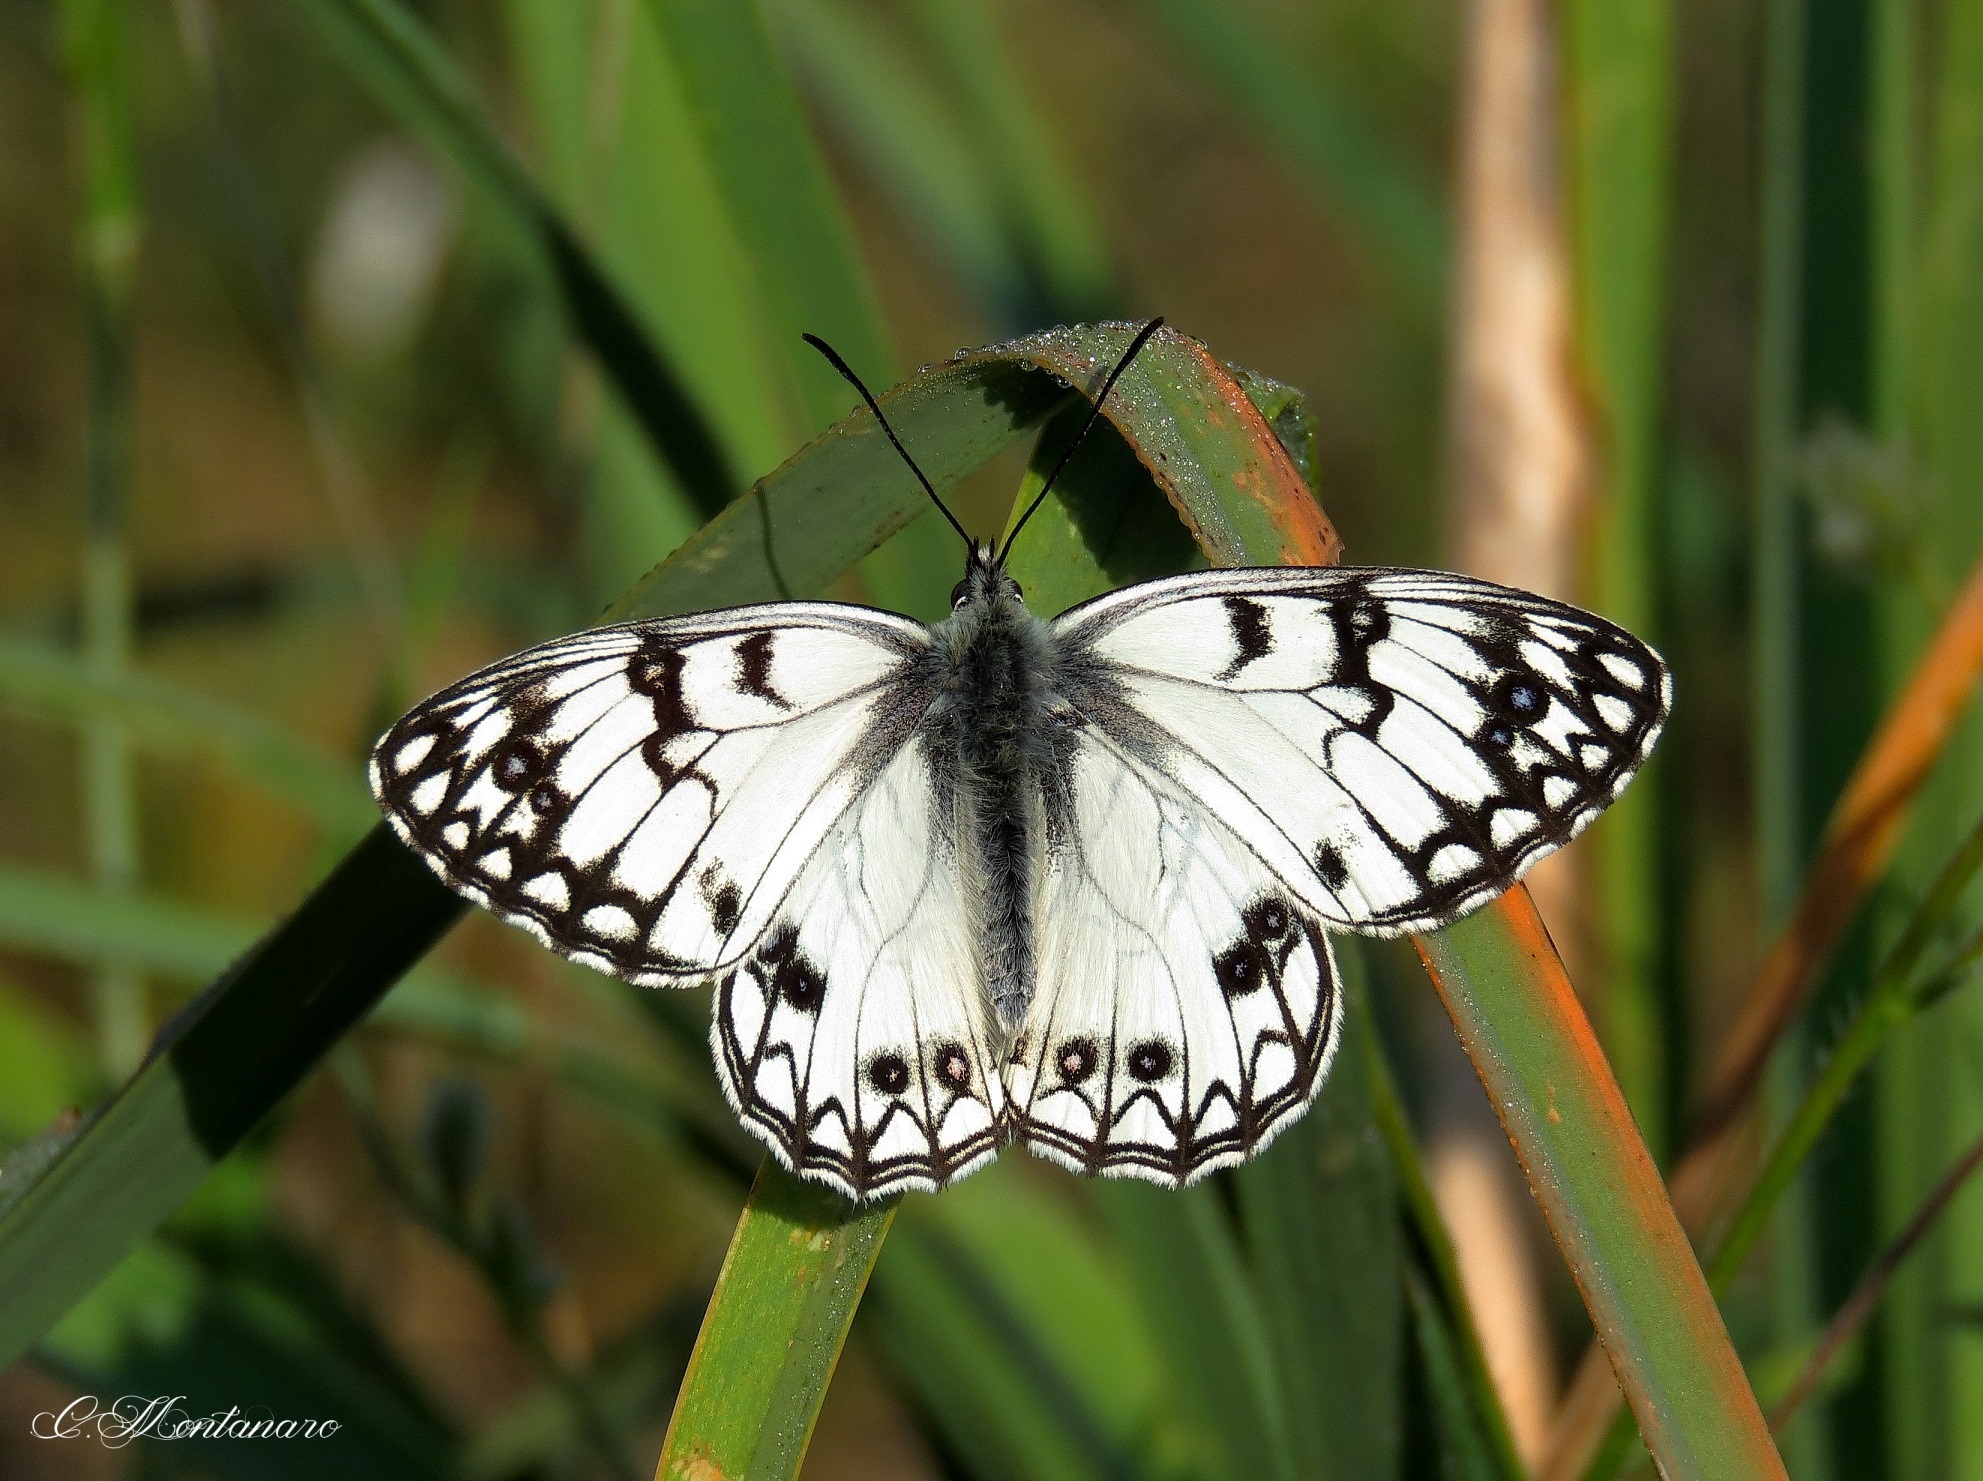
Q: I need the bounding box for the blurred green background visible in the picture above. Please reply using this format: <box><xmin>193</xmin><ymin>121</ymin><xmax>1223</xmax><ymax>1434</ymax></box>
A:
<box><xmin>1</xmin><ymin>0</ymin><xmax>1980</xmax><ymax>1477</ymax></box>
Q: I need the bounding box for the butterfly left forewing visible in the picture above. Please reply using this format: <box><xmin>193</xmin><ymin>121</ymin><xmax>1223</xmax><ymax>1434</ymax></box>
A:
<box><xmin>1006</xmin><ymin>734</ymin><xmax>1341</xmax><ymax>1186</ymax></box>
<box><xmin>371</xmin><ymin>604</ymin><xmax>929</xmax><ymax>984</ymax></box>
<box><xmin>713</xmin><ymin>737</ymin><xmax>1006</xmax><ymax>1199</ymax></box>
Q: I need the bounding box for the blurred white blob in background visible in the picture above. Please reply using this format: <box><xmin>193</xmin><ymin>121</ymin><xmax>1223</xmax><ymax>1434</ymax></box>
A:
<box><xmin>310</xmin><ymin>139</ymin><xmax>458</xmax><ymax>361</ymax></box>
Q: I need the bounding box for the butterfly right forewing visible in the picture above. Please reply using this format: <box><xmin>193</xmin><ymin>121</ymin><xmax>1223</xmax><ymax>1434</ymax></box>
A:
<box><xmin>1052</xmin><ymin>566</ymin><xmax>1671</xmax><ymax>936</ymax></box>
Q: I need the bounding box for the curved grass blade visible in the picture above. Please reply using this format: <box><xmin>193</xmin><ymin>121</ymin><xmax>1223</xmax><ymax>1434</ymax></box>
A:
<box><xmin>1416</xmin><ymin>892</ymin><xmax>1786</xmax><ymax>1480</ymax></box>
<box><xmin>291</xmin><ymin>0</ymin><xmax>735</xmax><ymax>515</ymax></box>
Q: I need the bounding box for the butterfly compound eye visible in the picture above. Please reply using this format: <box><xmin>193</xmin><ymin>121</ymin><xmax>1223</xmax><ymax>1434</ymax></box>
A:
<box><xmin>950</xmin><ymin>578</ymin><xmax>970</xmax><ymax>609</ymax></box>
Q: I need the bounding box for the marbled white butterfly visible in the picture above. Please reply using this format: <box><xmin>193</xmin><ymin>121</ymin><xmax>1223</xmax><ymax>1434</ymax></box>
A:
<box><xmin>371</xmin><ymin>321</ymin><xmax>1669</xmax><ymax>1201</ymax></box>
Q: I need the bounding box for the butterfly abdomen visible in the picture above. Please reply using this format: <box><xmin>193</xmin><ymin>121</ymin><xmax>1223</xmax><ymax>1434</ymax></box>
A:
<box><xmin>924</xmin><ymin>564</ymin><xmax>1061</xmax><ymax>1037</ymax></box>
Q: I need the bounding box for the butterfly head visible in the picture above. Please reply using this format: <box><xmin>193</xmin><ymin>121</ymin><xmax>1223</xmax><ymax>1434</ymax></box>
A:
<box><xmin>951</xmin><ymin>540</ymin><xmax>1023</xmax><ymax>612</ymax></box>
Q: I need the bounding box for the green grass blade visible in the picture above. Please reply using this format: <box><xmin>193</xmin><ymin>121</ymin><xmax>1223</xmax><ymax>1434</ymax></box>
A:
<box><xmin>291</xmin><ymin>0</ymin><xmax>736</xmax><ymax>514</ymax></box>
<box><xmin>654</xmin><ymin>1164</ymin><xmax>894</xmax><ymax>1481</ymax></box>
<box><xmin>60</xmin><ymin>0</ymin><xmax>146</xmax><ymax>1080</ymax></box>
<box><xmin>1418</xmin><ymin>893</ymin><xmax>1786</xmax><ymax>1479</ymax></box>
<box><xmin>640</xmin><ymin>0</ymin><xmax>964</xmax><ymax>620</ymax></box>
<box><xmin>643</xmin><ymin>0</ymin><xmax>892</xmax><ymax>431</ymax></box>
<box><xmin>1876</xmin><ymin>0</ymin><xmax>1983</xmax><ymax>1472</ymax></box>
<box><xmin>1403</xmin><ymin>1262</ymin><xmax>1502</xmax><ymax>1481</ymax></box>
<box><xmin>0</xmin><ymin>864</ymin><xmax>260</xmax><ymax>982</ymax></box>
<box><xmin>1098</xmin><ymin>1182</ymin><xmax>1294</xmax><ymax>1481</ymax></box>
<box><xmin>502</xmin><ymin>0</ymin><xmax>802</xmax><ymax>603</ymax></box>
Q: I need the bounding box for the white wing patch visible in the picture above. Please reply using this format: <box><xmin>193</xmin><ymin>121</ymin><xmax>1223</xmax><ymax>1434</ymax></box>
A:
<box><xmin>1054</xmin><ymin>566</ymin><xmax>1671</xmax><ymax>935</ymax></box>
<box><xmin>370</xmin><ymin>604</ymin><xmax>930</xmax><ymax>985</ymax></box>
<box><xmin>711</xmin><ymin>741</ymin><xmax>1004</xmax><ymax>1197</ymax></box>
<box><xmin>1008</xmin><ymin>737</ymin><xmax>1341</xmax><ymax>1185</ymax></box>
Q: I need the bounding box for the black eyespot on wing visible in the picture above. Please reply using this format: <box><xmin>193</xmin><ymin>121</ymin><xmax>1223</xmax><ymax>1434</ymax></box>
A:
<box><xmin>775</xmin><ymin>953</ymin><xmax>826</xmax><ymax>1015</ymax></box>
<box><xmin>932</xmin><ymin>1042</ymin><xmax>973</xmax><ymax>1092</ymax></box>
<box><xmin>527</xmin><ymin>782</ymin><xmax>565</xmax><ymax>817</ymax></box>
<box><xmin>707</xmin><ymin>882</ymin><xmax>741</xmax><ymax>936</ymax></box>
<box><xmin>1491</xmin><ymin>670</ymin><xmax>1546</xmax><ymax>722</ymax></box>
<box><xmin>1126</xmin><ymin>1040</ymin><xmax>1175</xmax><ymax>1083</ymax></box>
<box><xmin>1243</xmin><ymin>896</ymin><xmax>1291</xmax><ymax>943</ymax></box>
<box><xmin>1214</xmin><ymin>941</ymin><xmax>1267</xmax><ymax>997</ymax></box>
<box><xmin>867</xmin><ymin>1052</ymin><xmax>911</xmax><ymax>1096</ymax></box>
<box><xmin>491</xmin><ymin>739</ymin><xmax>545</xmax><ymax>792</ymax></box>
<box><xmin>1315</xmin><ymin>842</ymin><xmax>1349</xmax><ymax>891</ymax></box>
<box><xmin>1057</xmin><ymin>1037</ymin><xmax>1098</xmax><ymax>1085</ymax></box>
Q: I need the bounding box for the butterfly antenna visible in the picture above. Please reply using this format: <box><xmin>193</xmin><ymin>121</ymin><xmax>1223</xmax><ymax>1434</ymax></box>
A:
<box><xmin>803</xmin><ymin>332</ymin><xmax>972</xmax><ymax>548</ymax></box>
<box><xmin>998</xmin><ymin>317</ymin><xmax>1166</xmax><ymax>563</ymax></box>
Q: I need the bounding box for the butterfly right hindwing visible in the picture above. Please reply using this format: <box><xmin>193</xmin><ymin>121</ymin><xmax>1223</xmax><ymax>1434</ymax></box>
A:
<box><xmin>1006</xmin><ymin>729</ymin><xmax>1341</xmax><ymax>1186</ymax></box>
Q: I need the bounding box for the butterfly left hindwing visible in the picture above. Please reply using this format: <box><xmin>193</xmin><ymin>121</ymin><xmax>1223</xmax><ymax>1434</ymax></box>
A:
<box><xmin>711</xmin><ymin>738</ymin><xmax>1005</xmax><ymax>1198</ymax></box>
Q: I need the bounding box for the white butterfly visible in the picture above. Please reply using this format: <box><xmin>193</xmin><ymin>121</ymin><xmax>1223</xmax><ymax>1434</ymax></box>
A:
<box><xmin>370</xmin><ymin>322</ymin><xmax>1669</xmax><ymax>1201</ymax></box>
